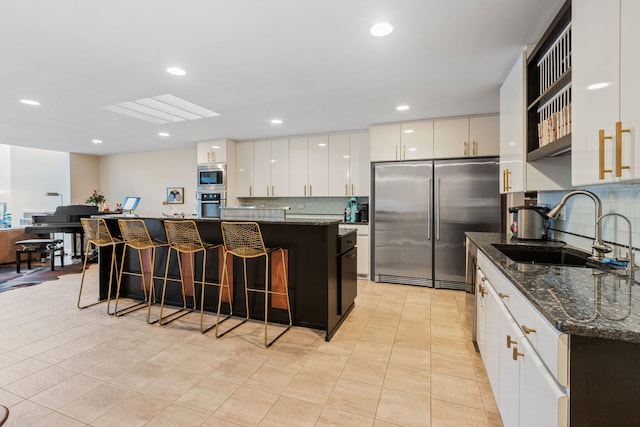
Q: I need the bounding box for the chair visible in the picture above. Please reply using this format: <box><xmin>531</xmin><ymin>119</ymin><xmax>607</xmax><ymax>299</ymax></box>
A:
<box><xmin>161</xmin><ymin>220</ymin><xmax>230</xmax><ymax>328</ymax></box>
<box><xmin>215</xmin><ymin>221</ymin><xmax>292</xmax><ymax>348</ymax></box>
<box><xmin>116</xmin><ymin>219</ymin><xmax>168</xmax><ymax>322</ymax></box>
<box><xmin>78</xmin><ymin>218</ymin><xmax>122</xmax><ymax>312</ymax></box>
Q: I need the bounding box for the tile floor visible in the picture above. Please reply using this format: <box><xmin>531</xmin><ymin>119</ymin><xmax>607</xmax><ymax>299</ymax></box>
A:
<box><xmin>0</xmin><ymin>265</ymin><xmax>502</xmax><ymax>426</ymax></box>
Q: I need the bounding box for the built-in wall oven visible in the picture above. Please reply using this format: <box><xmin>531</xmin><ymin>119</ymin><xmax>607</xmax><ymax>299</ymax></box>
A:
<box><xmin>197</xmin><ymin>192</ymin><xmax>225</xmax><ymax>219</ymax></box>
<box><xmin>197</xmin><ymin>163</ymin><xmax>226</xmax><ymax>191</ymax></box>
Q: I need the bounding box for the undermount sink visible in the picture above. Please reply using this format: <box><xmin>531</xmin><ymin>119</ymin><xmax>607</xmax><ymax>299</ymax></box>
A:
<box><xmin>492</xmin><ymin>243</ymin><xmax>592</xmax><ymax>267</ymax></box>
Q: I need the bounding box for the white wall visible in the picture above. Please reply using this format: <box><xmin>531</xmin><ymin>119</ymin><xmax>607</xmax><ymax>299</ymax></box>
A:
<box><xmin>70</xmin><ymin>153</ymin><xmax>100</xmax><ymax>205</ymax></box>
<box><xmin>10</xmin><ymin>146</ymin><xmax>70</xmax><ymax>225</ymax></box>
<box><xmin>0</xmin><ymin>145</ymin><xmax>10</xmax><ymax>214</ymax></box>
<box><xmin>98</xmin><ymin>149</ymin><xmax>197</xmax><ymax>217</ymax></box>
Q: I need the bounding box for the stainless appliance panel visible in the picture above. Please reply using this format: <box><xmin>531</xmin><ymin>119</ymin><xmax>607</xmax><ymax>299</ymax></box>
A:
<box><xmin>197</xmin><ymin>192</ymin><xmax>225</xmax><ymax>219</ymax></box>
<box><xmin>374</xmin><ymin>161</ymin><xmax>433</xmax><ymax>284</ymax></box>
<box><xmin>197</xmin><ymin>163</ymin><xmax>226</xmax><ymax>191</ymax></box>
<box><xmin>433</xmin><ymin>158</ymin><xmax>500</xmax><ymax>289</ymax></box>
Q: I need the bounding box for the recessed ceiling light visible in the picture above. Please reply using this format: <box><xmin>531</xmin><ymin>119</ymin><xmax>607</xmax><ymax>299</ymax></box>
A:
<box><xmin>396</xmin><ymin>105</ymin><xmax>410</xmax><ymax>111</ymax></box>
<box><xmin>271</xmin><ymin>119</ymin><xmax>283</xmax><ymax>125</ymax></box>
<box><xmin>403</xmin><ymin>129</ymin><xmax>414</xmax><ymax>134</ymax></box>
<box><xmin>370</xmin><ymin>22</ymin><xmax>393</xmax><ymax>37</ymax></box>
<box><xmin>587</xmin><ymin>82</ymin><xmax>610</xmax><ymax>90</ymax></box>
<box><xmin>158</xmin><ymin>132</ymin><xmax>170</xmax><ymax>137</ymax></box>
<box><xmin>20</xmin><ymin>99</ymin><xmax>40</xmax><ymax>106</ymax></box>
<box><xmin>166</xmin><ymin>67</ymin><xmax>186</xmax><ymax>76</ymax></box>
<box><xmin>92</xmin><ymin>139</ymin><xmax>103</xmax><ymax>144</ymax></box>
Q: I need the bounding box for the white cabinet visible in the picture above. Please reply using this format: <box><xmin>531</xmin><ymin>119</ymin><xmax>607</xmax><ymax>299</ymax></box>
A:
<box><xmin>236</xmin><ymin>141</ymin><xmax>254</xmax><ymax>197</ymax></box>
<box><xmin>476</xmin><ymin>251</ymin><xmax>568</xmax><ymax>427</ymax></box>
<box><xmin>434</xmin><ymin>115</ymin><xmax>499</xmax><ymax>158</ymax></box>
<box><xmin>197</xmin><ymin>139</ymin><xmax>230</xmax><ymax>164</ymax></box>
<box><xmin>329</xmin><ymin>132</ymin><xmax>370</xmax><ymax>197</ymax></box>
<box><xmin>339</xmin><ymin>224</ymin><xmax>370</xmax><ymax>278</ymax></box>
<box><xmin>289</xmin><ymin>137</ymin><xmax>309</xmax><ymax>197</ymax></box>
<box><xmin>500</xmin><ymin>52</ymin><xmax>526</xmax><ymax>194</ymax></box>
<box><xmin>308</xmin><ymin>135</ymin><xmax>329</xmax><ymax>196</ymax></box>
<box><xmin>573</xmin><ymin>0</ymin><xmax>640</xmax><ymax>185</ymax></box>
<box><xmin>253</xmin><ymin>139</ymin><xmax>289</xmax><ymax>197</ymax></box>
<box><xmin>370</xmin><ymin>121</ymin><xmax>433</xmax><ymax>161</ymax></box>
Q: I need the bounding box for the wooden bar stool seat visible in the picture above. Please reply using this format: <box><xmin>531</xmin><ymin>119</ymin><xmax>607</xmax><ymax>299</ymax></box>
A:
<box><xmin>215</xmin><ymin>221</ymin><xmax>292</xmax><ymax>348</ymax></box>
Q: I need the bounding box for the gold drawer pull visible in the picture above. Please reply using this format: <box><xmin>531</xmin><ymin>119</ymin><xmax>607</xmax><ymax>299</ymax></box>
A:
<box><xmin>498</xmin><ymin>292</ymin><xmax>509</xmax><ymax>299</ymax></box>
<box><xmin>506</xmin><ymin>335</ymin><xmax>517</xmax><ymax>348</ymax></box>
<box><xmin>521</xmin><ymin>325</ymin><xmax>537</xmax><ymax>334</ymax></box>
<box><xmin>478</xmin><ymin>284</ymin><xmax>487</xmax><ymax>297</ymax></box>
<box><xmin>513</xmin><ymin>346</ymin><xmax>525</xmax><ymax>361</ymax></box>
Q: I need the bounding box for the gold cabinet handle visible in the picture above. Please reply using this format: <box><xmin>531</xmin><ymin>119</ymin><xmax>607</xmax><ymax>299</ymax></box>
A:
<box><xmin>395</xmin><ymin>145</ymin><xmax>398</xmax><ymax>160</ymax></box>
<box><xmin>615</xmin><ymin>121</ymin><xmax>631</xmax><ymax>177</ymax></box>
<box><xmin>513</xmin><ymin>346</ymin><xmax>525</xmax><ymax>361</ymax></box>
<box><xmin>352</xmin><ymin>184</ymin><xmax>355</xmax><ymax>195</ymax></box>
<box><xmin>498</xmin><ymin>292</ymin><xmax>509</xmax><ymax>299</ymax></box>
<box><xmin>463</xmin><ymin>141</ymin><xmax>468</xmax><ymax>156</ymax></box>
<box><xmin>267</xmin><ymin>185</ymin><xmax>270</xmax><ymax>196</ymax></box>
<box><xmin>249</xmin><ymin>186</ymin><xmax>253</xmax><ymax>197</ymax></box>
<box><xmin>521</xmin><ymin>325</ymin><xmax>537</xmax><ymax>334</ymax></box>
<box><xmin>309</xmin><ymin>185</ymin><xmax>312</xmax><ymax>196</ymax></box>
<box><xmin>472</xmin><ymin>141</ymin><xmax>478</xmax><ymax>156</ymax></box>
<box><xmin>506</xmin><ymin>335</ymin><xmax>517</xmax><ymax>348</ymax></box>
<box><xmin>599</xmin><ymin>129</ymin><xmax>613</xmax><ymax>180</ymax></box>
<box><xmin>304</xmin><ymin>185</ymin><xmax>307</xmax><ymax>196</ymax></box>
<box><xmin>478</xmin><ymin>284</ymin><xmax>487</xmax><ymax>297</ymax></box>
<box><xmin>345</xmin><ymin>184</ymin><xmax>348</xmax><ymax>196</ymax></box>
<box><xmin>272</xmin><ymin>185</ymin><xmax>275</xmax><ymax>196</ymax></box>
<box><xmin>403</xmin><ymin>145</ymin><xmax>406</xmax><ymax>159</ymax></box>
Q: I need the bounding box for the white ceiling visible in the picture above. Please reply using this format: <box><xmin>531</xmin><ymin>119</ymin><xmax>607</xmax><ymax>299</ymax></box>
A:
<box><xmin>0</xmin><ymin>0</ymin><xmax>565</xmax><ymax>156</ymax></box>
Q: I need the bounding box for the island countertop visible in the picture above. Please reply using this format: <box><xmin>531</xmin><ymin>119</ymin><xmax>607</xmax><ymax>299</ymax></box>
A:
<box><xmin>467</xmin><ymin>232</ymin><xmax>640</xmax><ymax>343</ymax></box>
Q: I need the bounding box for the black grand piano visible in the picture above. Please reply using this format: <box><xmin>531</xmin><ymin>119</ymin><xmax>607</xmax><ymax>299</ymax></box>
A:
<box><xmin>26</xmin><ymin>205</ymin><xmax>98</xmax><ymax>258</ymax></box>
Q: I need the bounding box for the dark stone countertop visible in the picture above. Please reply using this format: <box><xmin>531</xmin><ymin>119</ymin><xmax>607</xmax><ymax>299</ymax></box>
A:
<box><xmin>467</xmin><ymin>232</ymin><xmax>640</xmax><ymax>344</ymax></box>
<box><xmin>100</xmin><ymin>215</ymin><xmax>341</xmax><ymax>226</ymax></box>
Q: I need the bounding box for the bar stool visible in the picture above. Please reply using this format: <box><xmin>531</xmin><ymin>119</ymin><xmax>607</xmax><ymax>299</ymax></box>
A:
<box><xmin>161</xmin><ymin>220</ymin><xmax>229</xmax><ymax>328</ymax></box>
<box><xmin>116</xmin><ymin>219</ymin><xmax>168</xmax><ymax>322</ymax></box>
<box><xmin>78</xmin><ymin>217</ymin><xmax>123</xmax><ymax>312</ymax></box>
<box><xmin>215</xmin><ymin>221</ymin><xmax>292</xmax><ymax>348</ymax></box>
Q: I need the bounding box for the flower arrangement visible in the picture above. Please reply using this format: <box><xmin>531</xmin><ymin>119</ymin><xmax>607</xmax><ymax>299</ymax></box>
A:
<box><xmin>86</xmin><ymin>189</ymin><xmax>105</xmax><ymax>206</ymax></box>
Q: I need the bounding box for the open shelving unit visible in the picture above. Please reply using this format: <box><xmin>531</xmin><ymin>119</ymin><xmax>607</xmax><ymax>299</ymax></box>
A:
<box><xmin>526</xmin><ymin>1</ymin><xmax>572</xmax><ymax>162</ymax></box>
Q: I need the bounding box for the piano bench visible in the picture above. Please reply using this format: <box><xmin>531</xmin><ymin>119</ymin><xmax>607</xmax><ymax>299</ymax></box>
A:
<box><xmin>15</xmin><ymin>239</ymin><xmax>64</xmax><ymax>273</ymax></box>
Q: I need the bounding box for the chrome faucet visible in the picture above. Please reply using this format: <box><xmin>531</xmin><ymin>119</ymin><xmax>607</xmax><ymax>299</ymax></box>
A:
<box><xmin>546</xmin><ymin>190</ymin><xmax>610</xmax><ymax>260</ymax></box>
<box><xmin>596</xmin><ymin>213</ymin><xmax>635</xmax><ymax>278</ymax></box>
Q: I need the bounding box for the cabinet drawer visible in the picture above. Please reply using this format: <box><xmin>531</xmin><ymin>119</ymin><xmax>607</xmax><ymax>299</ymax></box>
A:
<box><xmin>338</xmin><ymin>231</ymin><xmax>357</xmax><ymax>254</ymax></box>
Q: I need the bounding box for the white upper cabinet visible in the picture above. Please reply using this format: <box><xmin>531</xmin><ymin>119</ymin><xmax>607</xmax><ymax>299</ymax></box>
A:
<box><xmin>434</xmin><ymin>115</ymin><xmax>499</xmax><ymax>158</ymax></box>
<box><xmin>370</xmin><ymin>123</ymin><xmax>401</xmax><ymax>161</ymax></box>
<box><xmin>236</xmin><ymin>141</ymin><xmax>254</xmax><ymax>197</ymax></box>
<box><xmin>308</xmin><ymin>135</ymin><xmax>329</xmax><ymax>196</ymax></box>
<box><xmin>289</xmin><ymin>137</ymin><xmax>309</xmax><ymax>197</ymax></box>
<box><xmin>197</xmin><ymin>139</ymin><xmax>229</xmax><ymax>164</ymax></box>
<box><xmin>250</xmin><ymin>139</ymin><xmax>290</xmax><ymax>197</ymax></box>
<box><xmin>329</xmin><ymin>134</ymin><xmax>350</xmax><ymax>196</ymax></box>
<box><xmin>328</xmin><ymin>132</ymin><xmax>370</xmax><ymax>197</ymax></box>
<box><xmin>500</xmin><ymin>52</ymin><xmax>527</xmax><ymax>194</ymax></box>
<box><xmin>401</xmin><ymin>121</ymin><xmax>434</xmax><ymax>160</ymax></box>
<box><xmin>573</xmin><ymin>0</ymin><xmax>639</xmax><ymax>185</ymax></box>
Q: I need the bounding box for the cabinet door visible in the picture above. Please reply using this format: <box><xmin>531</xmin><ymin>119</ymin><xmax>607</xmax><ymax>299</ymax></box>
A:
<box><xmin>471</xmin><ymin>115</ymin><xmax>499</xmax><ymax>157</ymax></box>
<box><xmin>236</xmin><ymin>142</ymin><xmax>254</xmax><ymax>197</ymax></box>
<box><xmin>500</xmin><ymin>53</ymin><xmax>526</xmax><ymax>193</ymax></box>
<box><xmin>356</xmin><ymin>234</ymin><xmax>369</xmax><ymax>278</ymax></box>
<box><xmin>349</xmin><ymin>132</ymin><xmax>369</xmax><ymax>196</ymax></box>
<box><xmin>476</xmin><ymin>269</ymin><xmax>487</xmax><ymax>357</ymax></box>
<box><xmin>572</xmin><ymin>0</ymin><xmax>619</xmax><ymax>185</ymax></box>
<box><xmin>269</xmin><ymin>139</ymin><xmax>289</xmax><ymax>197</ymax></box>
<box><xmin>329</xmin><ymin>134</ymin><xmax>351</xmax><ymax>196</ymax></box>
<box><xmin>518</xmin><ymin>337</ymin><xmax>569</xmax><ymax>427</ymax></box>
<box><xmin>620</xmin><ymin>0</ymin><xmax>640</xmax><ymax>181</ymax></box>
<box><xmin>434</xmin><ymin>117</ymin><xmax>470</xmax><ymax>158</ymax></box>
<box><xmin>370</xmin><ymin>123</ymin><xmax>401</xmax><ymax>161</ymax></box>
<box><xmin>308</xmin><ymin>135</ymin><xmax>329</xmax><ymax>196</ymax></box>
<box><xmin>497</xmin><ymin>299</ymin><xmax>522</xmax><ymax>427</ymax></box>
<box><xmin>483</xmin><ymin>282</ymin><xmax>502</xmax><ymax>397</ymax></box>
<box><xmin>253</xmin><ymin>142</ymin><xmax>271</xmax><ymax>197</ymax></box>
<box><xmin>401</xmin><ymin>120</ymin><xmax>433</xmax><ymax>160</ymax></box>
<box><xmin>289</xmin><ymin>137</ymin><xmax>309</xmax><ymax>196</ymax></box>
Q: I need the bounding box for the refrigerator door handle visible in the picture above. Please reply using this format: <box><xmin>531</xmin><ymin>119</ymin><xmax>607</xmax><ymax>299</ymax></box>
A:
<box><xmin>427</xmin><ymin>178</ymin><xmax>431</xmax><ymax>240</ymax></box>
<box><xmin>436</xmin><ymin>178</ymin><xmax>441</xmax><ymax>241</ymax></box>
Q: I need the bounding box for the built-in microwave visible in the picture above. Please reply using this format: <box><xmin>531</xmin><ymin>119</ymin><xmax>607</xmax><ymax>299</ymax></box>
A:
<box><xmin>197</xmin><ymin>163</ymin><xmax>226</xmax><ymax>191</ymax></box>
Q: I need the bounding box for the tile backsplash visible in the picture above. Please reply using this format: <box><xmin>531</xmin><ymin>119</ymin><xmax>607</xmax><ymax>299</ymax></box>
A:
<box><xmin>237</xmin><ymin>197</ymin><xmax>368</xmax><ymax>217</ymax></box>
<box><xmin>539</xmin><ymin>183</ymin><xmax>640</xmax><ymax>259</ymax></box>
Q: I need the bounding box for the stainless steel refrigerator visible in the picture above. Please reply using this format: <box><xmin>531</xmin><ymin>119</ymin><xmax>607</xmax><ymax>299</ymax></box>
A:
<box><xmin>372</xmin><ymin>157</ymin><xmax>501</xmax><ymax>289</ymax></box>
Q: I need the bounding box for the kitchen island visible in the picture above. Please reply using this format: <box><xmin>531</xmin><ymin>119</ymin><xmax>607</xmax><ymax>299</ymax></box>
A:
<box><xmin>467</xmin><ymin>232</ymin><xmax>640</xmax><ymax>427</ymax></box>
<box><xmin>97</xmin><ymin>216</ymin><xmax>356</xmax><ymax>341</ymax></box>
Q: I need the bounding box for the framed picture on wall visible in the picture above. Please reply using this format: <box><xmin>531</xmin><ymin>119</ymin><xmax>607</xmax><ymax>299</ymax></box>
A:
<box><xmin>166</xmin><ymin>187</ymin><xmax>184</xmax><ymax>204</ymax></box>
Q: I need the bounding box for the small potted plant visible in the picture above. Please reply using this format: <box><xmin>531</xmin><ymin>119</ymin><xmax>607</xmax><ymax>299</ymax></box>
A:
<box><xmin>86</xmin><ymin>189</ymin><xmax>106</xmax><ymax>207</ymax></box>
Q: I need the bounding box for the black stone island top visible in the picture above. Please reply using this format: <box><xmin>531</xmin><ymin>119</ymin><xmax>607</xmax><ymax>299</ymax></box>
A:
<box><xmin>467</xmin><ymin>232</ymin><xmax>640</xmax><ymax>344</ymax></box>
